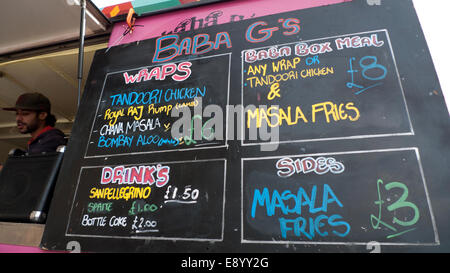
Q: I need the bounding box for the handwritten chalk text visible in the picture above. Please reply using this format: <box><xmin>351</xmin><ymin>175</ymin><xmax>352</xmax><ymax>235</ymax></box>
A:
<box><xmin>89</xmin><ymin>186</ymin><xmax>152</xmax><ymax>201</ymax></box>
<box><xmin>123</xmin><ymin>62</ymin><xmax>192</xmax><ymax>84</ymax></box>
<box><xmin>246</xmin><ymin>101</ymin><xmax>360</xmax><ymax>128</ymax></box>
<box><xmin>251</xmin><ymin>185</ymin><xmax>350</xmax><ymax>239</ymax></box>
<box><xmin>276</xmin><ymin>156</ymin><xmax>345</xmax><ymax>177</ymax></box>
<box><xmin>100</xmin><ymin>164</ymin><xmax>170</xmax><ymax>187</ymax></box>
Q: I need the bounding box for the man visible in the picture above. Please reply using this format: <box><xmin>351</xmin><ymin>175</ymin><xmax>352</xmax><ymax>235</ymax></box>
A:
<box><xmin>3</xmin><ymin>92</ymin><xmax>67</xmax><ymax>154</ymax></box>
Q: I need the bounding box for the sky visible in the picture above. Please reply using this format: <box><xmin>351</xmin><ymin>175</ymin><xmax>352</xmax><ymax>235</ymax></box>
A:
<box><xmin>412</xmin><ymin>0</ymin><xmax>450</xmax><ymax>113</ymax></box>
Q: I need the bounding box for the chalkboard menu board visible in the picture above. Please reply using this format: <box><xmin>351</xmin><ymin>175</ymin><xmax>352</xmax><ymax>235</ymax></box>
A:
<box><xmin>42</xmin><ymin>0</ymin><xmax>450</xmax><ymax>253</ymax></box>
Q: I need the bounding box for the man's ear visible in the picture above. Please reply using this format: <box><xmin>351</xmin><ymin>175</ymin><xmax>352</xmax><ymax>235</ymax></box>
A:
<box><xmin>38</xmin><ymin>111</ymin><xmax>48</xmax><ymax>121</ymax></box>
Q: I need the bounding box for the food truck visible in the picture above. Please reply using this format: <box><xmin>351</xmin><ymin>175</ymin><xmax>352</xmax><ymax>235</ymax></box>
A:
<box><xmin>0</xmin><ymin>0</ymin><xmax>449</xmax><ymax>258</ymax></box>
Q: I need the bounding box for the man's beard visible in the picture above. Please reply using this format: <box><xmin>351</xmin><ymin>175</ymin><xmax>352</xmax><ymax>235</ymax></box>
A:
<box><xmin>17</xmin><ymin>120</ymin><xmax>39</xmax><ymax>134</ymax></box>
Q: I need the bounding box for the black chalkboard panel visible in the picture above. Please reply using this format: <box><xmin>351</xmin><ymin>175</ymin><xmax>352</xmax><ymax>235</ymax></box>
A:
<box><xmin>242</xmin><ymin>29</ymin><xmax>413</xmax><ymax>145</ymax></box>
<box><xmin>242</xmin><ymin>148</ymin><xmax>437</xmax><ymax>244</ymax></box>
<box><xmin>41</xmin><ymin>0</ymin><xmax>450</xmax><ymax>253</ymax></box>
<box><xmin>85</xmin><ymin>54</ymin><xmax>230</xmax><ymax>157</ymax></box>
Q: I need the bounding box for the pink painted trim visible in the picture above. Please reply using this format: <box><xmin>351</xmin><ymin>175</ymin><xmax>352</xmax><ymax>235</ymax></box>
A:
<box><xmin>0</xmin><ymin>243</ymin><xmax>50</xmax><ymax>253</ymax></box>
<box><xmin>109</xmin><ymin>0</ymin><xmax>352</xmax><ymax>47</ymax></box>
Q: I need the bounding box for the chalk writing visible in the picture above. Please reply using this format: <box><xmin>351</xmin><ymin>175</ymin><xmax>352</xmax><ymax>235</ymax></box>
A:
<box><xmin>182</xmin><ymin>115</ymin><xmax>215</xmax><ymax>146</ymax></box>
<box><xmin>305</xmin><ymin>56</ymin><xmax>320</xmax><ymax>66</ymax></box>
<box><xmin>244</xmin><ymin>46</ymin><xmax>292</xmax><ymax>63</ymax></box>
<box><xmin>89</xmin><ymin>186</ymin><xmax>151</xmax><ymax>201</ymax></box>
<box><xmin>294</xmin><ymin>42</ymin><xmax>333</xmax><ymax>57</ymax></box>
<box><xmin>272</xmin><ymin>57</ymin><xmax>301</xmax><ymax>72</ymax></box>
<box><xmin>240</xmin><ymin>29</ymin><xmax>410</xmax><ymax>145</ymax></box>
<box><xmin>124</xmin><ymin>118</ymin><xmax>161</xmax><ymax>134</ymax></box>
<box><xmin>98</xmin><ymin>134</ymin><xmax>134</xmax><ymax>148</ymax></box>
<box><xmin>80</xmin><ymin>214</ymin><xmax>128</xmax><ymax>228</ymax></box>
<box><xmin>300</xmin><ymin>67</ymin><xmax>334</xmax><ymax>79</ymax></box>
<box><xmin>267</xmin><ymin>83</ymin><xmax>281</xmax><ymax>100</ymax></box>
<box><xmin>109</xmin><ymin>216</ymin><xmax>127</xmax><ymax>227</ymax></box>
<box><xmin>131</xmin><ymin>216</ymin><xmax>158</xmax><ymax>233</ymax></box>
<box><xmin>128</xmin><ymin>200</ymin><xmax>158</xmax><ymax>216</ymax></box>
<box><xmin>164</xmin><ymin>185</ymin><xmax>200</xmax><ymax>204</ymax></box>
<box><xmin>100</xmin><ymin>164</ymin><xmax>170</xmax><ymax>187</ymax></box>
<box><xmin>251</xmin><ymin>185</ymin><xmax>350</xmax><ymax>239</ymax></box>
<box><xmin>161</xmin><ymin>10</ymin><xmax>259</xmax><ymax>36</ymax></box>
<box><xmin>81</xmin><ymin>214</ymin><xmax>107</xmax><ymax>227</ymax></box>
<box><xmin>246</xmin><ymin>101</ymin><xmax>360</xmax><ymax>128</ymax></box>
<box><xmin>246</xmin><ymin>70</ymin><xmax>298</xmax><ymax>88</ymax></box>
<box><xmin>162</xmin><ymin>11</ymin><xmax>223</xmax><ymax>35</ymax></box>
<box><xmin>335</xmin><ymin>34</ymin><xmax>384</xmax><ymax>50</ymax></box>
<box><xmin>244</xmin><ymin>63</ymin><xmax>334</xmax><ymax>88</ymax></box>
<box><xmin>104</xmin><ymin>108</ymin><xmax>124</xmax><ymax>126</ymax></box>
<box><xmin>86</xmin><ymin>53</ymin><xmax>230</xmax><ymax>157</ymax></box>
<box><xmin>127</xmin><ymin>106</ymin><xmax>144</xmax><ymax>120</ymax></box>
<box><xmin>153</xmin><ymin>32</ymin><xmax>232</xmax><ymax>63</ymax></box>
<box><xmin>147</xmin><ymin>104</ymin><xmax>173</xmax><ymax>116</ymax></box>
<box><xmin>122</xmin><ymin>62</ymin><xmax>192</xmax><ymax>84</ymax></box>
<box><xmin>109</xmin><ymin>86</ymin><xmax>206</xmax><ymax>107</ymax></box>
<box><xmin>174</xmin><ymin>98</ymin><xmax>200</xmax><ymax>110</ymax></box>
<box><xmin>245</xmin><ymin>18</ymin><xmax>300</xmax><ymax>44</ymax></box>
<box><xmin>87</xmin><ymin>202</ymin><xmax>113</xmax><ymax>213</ymax></box>
<box><xmin>276</xmin><ymin>156</ymin><xmax>345</xmax><ymax>177</ymax></box>
<box><xmin>243</xmin><ymin>149</ymin><xmax>437</xmax><ymax>244</ymax></box>
<box><xmin>135</xmin><ymin>134</ymin><xmax>180</xmax><ymax>147</ymax></box>
<box><xmin>346</xmin><ymin>56</ymin><xmax>386</xmax><ymax>95</ymax></box>
<box><xmin>360</xmin><ymin>56</ymin><xmax>387</xmax><ymax>81</ymax></box>
<box><xmin>67</xmin><ymin>159</ymin><xmax>226</xmax><ymax>240</ymax></box>
<box><xmin>370</xmin><ymin>179</ymin><xmax>420</xmax><ymax>239</ymax></box>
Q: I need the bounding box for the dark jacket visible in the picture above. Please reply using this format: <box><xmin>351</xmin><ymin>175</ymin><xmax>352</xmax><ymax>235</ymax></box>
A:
<box><xmin>27</xmin><ymin>127</ymin><xmax>67</xmax><ymax>155</ymax></box>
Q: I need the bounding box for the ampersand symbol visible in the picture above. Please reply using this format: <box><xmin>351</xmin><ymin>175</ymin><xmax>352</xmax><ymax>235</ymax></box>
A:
<box><xmin>267</xmin><ymin>83</ymin><xmax>281</xmax><ymax>100</ymax></box>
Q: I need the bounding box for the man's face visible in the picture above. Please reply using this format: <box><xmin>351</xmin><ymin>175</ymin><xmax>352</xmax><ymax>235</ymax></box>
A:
<box><xmin>15</xmin><ymin>109</ymin><xmax>39</xmax><ymax>134</ymax></box>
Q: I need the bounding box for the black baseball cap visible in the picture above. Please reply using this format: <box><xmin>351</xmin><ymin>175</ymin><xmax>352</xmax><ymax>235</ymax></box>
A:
<box><xmin>3</xmin><ymin>92</ymin><xmax>51</xmax><ymax>113</ymax></box>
